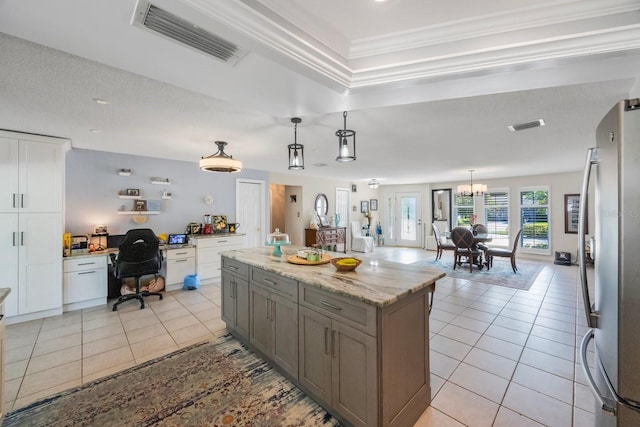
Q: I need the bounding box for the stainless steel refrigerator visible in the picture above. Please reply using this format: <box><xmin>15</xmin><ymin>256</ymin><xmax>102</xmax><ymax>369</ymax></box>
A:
<box><xmin>579</xmin><ymin>98</ymin><xmax>640</xmax><ymax>426</ymax></box>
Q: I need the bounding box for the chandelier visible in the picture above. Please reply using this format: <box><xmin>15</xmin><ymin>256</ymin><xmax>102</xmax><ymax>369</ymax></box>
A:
<box><xmin>368</xmin><ymin>179</ymin><xmax>380</xmax><ymax>189</ymax></box>
<box><xmin>199</xmin><ymin>141</ymin><xmax>242</xmax><ymax>173</ymax></box>
<box><xmin>288</xmin><ymin>117</ymin><xmax>304</xmax><ymax>170</ymax></box>
<box><xmin>335</xmin><ymin>111</ymin><xmax>356</xmax><ymax>162</ymax></box>
<box><xmin>457</xmin><ymin>169</ymin><xmax>486</xmax><ymax>196</ymax></box>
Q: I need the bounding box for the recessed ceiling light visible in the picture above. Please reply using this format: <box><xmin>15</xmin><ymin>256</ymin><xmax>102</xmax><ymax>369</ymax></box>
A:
<box><xmin>508</xmin><ymin>119</ymin><xmax>545</xmax><ymax>132</ymax></box>
<box><xmin>90</xmin><ymin>129</ymin><xmax>102</xmax><ymax>133</ymax></box>
<box><xmin>93</xmin><ymin>98</ymin><xmax>109</xmax><ymax>105</ymax></box>
<box><xmin>313</xmin><ymin>163</ymin><xmax>327</xmax><ymax>167</ymax></box>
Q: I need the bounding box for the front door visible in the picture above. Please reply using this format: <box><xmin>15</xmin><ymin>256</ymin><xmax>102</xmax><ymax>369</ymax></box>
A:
<box><xmin>396</xmin><ymin>192</ymin><xmax>423</xmax><ymax>247</ymax></box>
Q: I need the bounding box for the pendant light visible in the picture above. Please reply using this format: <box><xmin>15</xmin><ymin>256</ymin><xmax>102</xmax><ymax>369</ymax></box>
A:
<box><xmin>288</xmin><ymin>117</ymin><xmax>304</xmax><ymax>170</ymax></box>
<box><xmin>368</xmin><ymin>179</ymin><xmax>380</xmax><ymax>189</ymax></box>
<box><xmin>335</xmin><ymin>111</ymin><xmax>356</xmax><ymax>162</ymax></box>
<box><xmin>457</xmin><ymin>169</ymin><xmax>487</xmax><ymax>196</ymax></box>
<box><xmin>199</xmin><ymin>141</ymin><xmax>242</xmax><ymax>173</ymax></box>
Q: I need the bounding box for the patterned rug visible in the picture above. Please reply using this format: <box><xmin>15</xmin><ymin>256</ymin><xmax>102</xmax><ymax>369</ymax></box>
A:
<box><xmin>411</xmin><ymin>257</ymin><xmax>543</xmax><ymax>290</ymax></box>
<box><xmin>3</xmin><ymin>334</ymin><xmax>340</xmax><ymax>427</ymax></box>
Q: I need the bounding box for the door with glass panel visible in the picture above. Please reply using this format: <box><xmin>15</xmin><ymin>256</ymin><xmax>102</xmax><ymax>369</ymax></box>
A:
<box><xmin>396</xmin><ymin>192</ymin><xmax>423</xmax><ymax>247</ymax></box>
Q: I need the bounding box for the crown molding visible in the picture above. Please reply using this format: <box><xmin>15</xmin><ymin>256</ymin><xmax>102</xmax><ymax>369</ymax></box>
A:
<box><xmin>178</xmin><ymin>0</ymin><xmax>640</xmax><ymax>91</ymax></box>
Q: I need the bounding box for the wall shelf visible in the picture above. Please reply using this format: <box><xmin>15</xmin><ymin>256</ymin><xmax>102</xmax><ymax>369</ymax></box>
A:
<box><xmin>150</xmin><ymin>178</ymin><xmax>171</xmax><ymax>185</ymax></box>
<box><xmin>117</xmin><ymin>211</ymin><xmax>160</xmax><ymax>215</ymax></box>
<box><xmin>118</xmin><ymin>195</ymin><xmax>141</xmax><ymax>199</ymax></box>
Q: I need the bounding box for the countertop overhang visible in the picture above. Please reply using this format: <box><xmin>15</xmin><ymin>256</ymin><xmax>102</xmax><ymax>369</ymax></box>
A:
<box><xmin>221</xmin><ymin>247</ymin><xmax>445</xmax><ymax>307</ymax></box>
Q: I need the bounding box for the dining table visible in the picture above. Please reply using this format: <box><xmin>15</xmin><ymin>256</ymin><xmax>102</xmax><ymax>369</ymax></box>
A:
<box><xmin>445</xmin><ymin>230</ymin><xmax>493</xmax><ymax>269</ymax></box>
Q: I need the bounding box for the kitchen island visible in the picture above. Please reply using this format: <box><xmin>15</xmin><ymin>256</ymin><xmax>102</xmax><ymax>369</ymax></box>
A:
<box><xmin>220</xmin><ymin>247</ymin><xmax>444</xmax><ymax>427</ymax></box>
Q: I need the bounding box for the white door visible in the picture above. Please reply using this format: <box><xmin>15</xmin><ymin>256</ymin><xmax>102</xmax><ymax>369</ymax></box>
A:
<box><xmin>335</xmin><ymin>187</ymin><xmax>350</xmax><ymax>228</ymax></box>
<box><xmin>0</xmin><ymin>214</ymin><xmax>19</xmax><ymax>316</ymax></box>
<box><xmin>236</xmin><ymin>179</ymin><xmax>265</xmax><ymax>248</ymax></box>
<box><xmin>0</xmin><ymin>138</ymin><xmax>19</xmax><ymax>213</ymax></box>
<box><xmin>396</xmin><ymin>192</ymin><xmax>423</xmax><ymax>247</ymax></box>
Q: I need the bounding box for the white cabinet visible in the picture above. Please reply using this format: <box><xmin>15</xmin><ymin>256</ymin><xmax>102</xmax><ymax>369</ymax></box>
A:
<box><xmin>194</xmin><ymin>235</ymin><xmax>245</xmax><ymax>281</ymax></box>
<box><xmin>165</xmin><ymin>247</ymin><xmax>196</xmax><ymax>289</ymax></box>
<box><xmin>63</xmin><ymin>256</ymin><xmax>107</xmax><ymax>311</ymax></box>
<box><xmin>0</xmin><ymin>131</ymin><xmax>68</xmax><ymax>321</ymax></box>
<box><xmin>0</xmin><ymin>300</ymin><xmax>5</xmax><ymax>422</ymax></box>
<box><xmin>0</xmin><ymin>136</ymin><xmax>63</xmax><ymax>213</ymax></box>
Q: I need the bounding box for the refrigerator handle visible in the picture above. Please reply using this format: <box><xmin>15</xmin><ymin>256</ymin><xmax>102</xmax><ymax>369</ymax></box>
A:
<box><xmin>580</xmin><ymin>329</ymin><xmax>617</xmax><ymax>414</ymax></box>
<box><xmin>579</xmin><ymin>148</ymin><xmax>599</xmax><ymax>328</ymax></box>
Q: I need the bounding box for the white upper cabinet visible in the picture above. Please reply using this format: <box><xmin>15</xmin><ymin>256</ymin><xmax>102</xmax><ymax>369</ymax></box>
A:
<box><xmin>0</xmin><ymin>137</ymin><xmax>63</xmax><ymax>213</ymax></box>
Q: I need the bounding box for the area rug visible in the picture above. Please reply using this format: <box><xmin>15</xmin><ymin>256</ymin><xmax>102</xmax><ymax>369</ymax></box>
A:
<box><xmin>3</xmin><ymin>334</ymin><xmax>340</xmax><ymax>427</ymax></box>
<box><xmin>411</xmin><ymin>257</ymin><xmax>543</xmax><ymax>290</ymax></box>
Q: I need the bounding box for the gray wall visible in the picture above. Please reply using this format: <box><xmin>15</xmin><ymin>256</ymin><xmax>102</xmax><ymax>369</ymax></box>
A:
<box><xmin>65</xmin><ymin>148</ymin><xmax>269</xmax><ymax>237</ymax></box>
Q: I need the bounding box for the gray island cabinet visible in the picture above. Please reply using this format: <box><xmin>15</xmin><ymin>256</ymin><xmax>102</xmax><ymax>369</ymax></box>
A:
<box><xmin>221</xmin><ymin>247</ymin><xmax>443</xmax><ymax>427</ymax></box>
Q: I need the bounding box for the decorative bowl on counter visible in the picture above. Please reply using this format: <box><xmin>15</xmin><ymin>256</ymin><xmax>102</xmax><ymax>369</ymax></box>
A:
<box><xmin>330</xmin><ymin>257</ymin><xmax>361</xmax><ymax>272</ymax></box>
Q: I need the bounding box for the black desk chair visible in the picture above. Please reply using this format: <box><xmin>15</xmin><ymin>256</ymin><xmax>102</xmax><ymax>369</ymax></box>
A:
<box><xmin>112</xmin><ymin>228</ymin><xmax>163</xmax><ymax>311</ymax></box>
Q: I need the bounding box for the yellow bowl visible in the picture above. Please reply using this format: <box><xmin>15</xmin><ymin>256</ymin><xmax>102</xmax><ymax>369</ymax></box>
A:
<box><xmin>330</xmin><ymin>257</ymin><xmax>362</xmax><ymax>272</ymax></box>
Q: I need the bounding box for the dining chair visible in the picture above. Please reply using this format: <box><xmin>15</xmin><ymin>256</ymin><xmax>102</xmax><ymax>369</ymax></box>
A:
<box><xmin>432</xmin><ymin>223</ymin><xmax>455</xmax><ymax>260</ymax></box>
<box><xmin>486</xmin><ymin>228</ymin><xmax>523</xmax><ymax>273</ymax></box>
<box><xmin>450</xmin><ymin>227</ymin><xmax>483</xmax><ymax>272</ymax></box>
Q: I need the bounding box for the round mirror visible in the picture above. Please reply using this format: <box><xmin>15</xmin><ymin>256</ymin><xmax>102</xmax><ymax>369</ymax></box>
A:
<box><xmin>315</xmin><ymin>193</ymin><xmax>328</xmax><ymax>216</ymax></box>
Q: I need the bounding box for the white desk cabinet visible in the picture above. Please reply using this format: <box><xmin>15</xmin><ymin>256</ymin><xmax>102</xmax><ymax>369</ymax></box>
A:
<box><xmin>63</xmin><ymin>256</ymin><xmax>107</xmax><ymax>311</ymax></box>
<box><xmin>193</xmin><ymin>235</ymin><xmax>245</xmax><ymax>282</ymax></box>
<box><xmin>165</xmin><ymin>247</ymin><xmax>196</xmax><ymax>290</ymax></box>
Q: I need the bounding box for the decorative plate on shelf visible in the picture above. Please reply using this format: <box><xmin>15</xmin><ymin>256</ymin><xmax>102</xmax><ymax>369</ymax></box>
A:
<box><xmin>213</xmin><ymin>215</ymin><xmax>227</xmax><ymax>231</ymax></box>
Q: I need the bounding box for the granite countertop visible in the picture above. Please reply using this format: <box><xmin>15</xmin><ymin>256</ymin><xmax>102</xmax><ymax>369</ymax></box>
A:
<box><xmin>0</xmin><ymin>288</ymin><xmax>11</xmax><ymax>305</ymax></box>
<box><xmin>221</xmin><ymin>246</ymin><xmax>445</xmax><ymax>308</ymax></box>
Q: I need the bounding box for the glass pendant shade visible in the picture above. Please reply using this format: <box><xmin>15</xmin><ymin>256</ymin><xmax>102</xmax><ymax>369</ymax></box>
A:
<box><xmin>199</xmin><ymin>141</ymin><xmax>242</xmax><ymax>173</ymax></box>
<box><xmin>335</xmin><ymin>111</ymin><xmax>356</xmax><ymax>162</ymax></box>
<box><xmin>288</xmin><ymin>117</ymin><xmax>304</xmax><ymax>170</ymax></box>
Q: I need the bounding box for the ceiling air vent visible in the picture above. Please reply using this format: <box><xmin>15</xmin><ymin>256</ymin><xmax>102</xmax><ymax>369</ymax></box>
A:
<box><xmin>132</xmin><ymin>1</ymin><xmax>242</xmax><ymax>63</ymax></box>
<box><xmin>508</xmin><ymin>119</ymin><xmax>545</xmax><ymax>132</ymax></box>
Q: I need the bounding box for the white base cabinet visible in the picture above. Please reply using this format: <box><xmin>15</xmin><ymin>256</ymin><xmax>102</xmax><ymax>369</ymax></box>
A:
<box><xmin>194</xmin><ymin>235</ymin><xmax>245</xmax><ymax>282</ymax></box>
<box><xmin>164</xmin><ymin>247</ymin><xmax>196</xmax><ymax>290</ymax></box>
<box><xmin>63</xmin><ymin>256</ymin><xmax>107</xmax><ymax>311</ymax></box>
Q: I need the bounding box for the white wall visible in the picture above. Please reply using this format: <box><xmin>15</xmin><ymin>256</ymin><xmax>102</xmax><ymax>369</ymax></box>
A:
<box><xmin>65</xmin><ymin>148</ymin><xmax>269</xmax><ymax>237</ymax></box>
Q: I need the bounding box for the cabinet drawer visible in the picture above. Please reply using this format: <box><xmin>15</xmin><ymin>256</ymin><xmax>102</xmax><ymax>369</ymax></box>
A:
<box><xmin>300</xmin><ymin>283</ymin><xmax>377</xmax><ymax>337</ymax></box>
<box><xmin>166</xmin><ymin>247</ymin><xmax>195</xmax><ymax>260</ymax></box>
<box><xmin>166</xmin><ymin>258</ymin><xmax>196</xmax><ymax>285</ymax></box>
<box><xmin>64</xmin><ymin>256</ymin><xmax>107</xmax><ymax>273</ymax></box>
<box><xmin>222</xmin><ymin>257</ymin><xmax>249</xmax><ymax>280</ymax></box>
<box><xmin>250</xmin><ymin>267</ymin><xmax>297</xmax><ymax>301</ymax></box>
<box><xmin>64</xmin><ymin>269</ymin><xmax>107</xmax><ymax>304</ymax></box>
<box><xmin>195</xmin><ymin>235</ymin><xmax>245</xmax><ymax>249</ymax></box>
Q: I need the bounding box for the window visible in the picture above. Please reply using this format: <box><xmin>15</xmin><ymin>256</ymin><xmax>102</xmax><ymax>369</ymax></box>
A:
<box><xmin>519</xmin><ymin>188</ymin><xmax>550</xmax><ymax>252</ymax></box>
<box><xmin>453</xmin><ymin>194</ymin><xmax>474</xmax><ymax>227</ymax></box>
<box><xmin>484</xmin><ymin>190</ymin><xmax>509</xmax><ymax>247</ymax></box>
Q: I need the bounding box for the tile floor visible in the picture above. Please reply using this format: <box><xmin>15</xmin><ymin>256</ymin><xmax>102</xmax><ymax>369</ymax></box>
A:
<box><xmin>3</xmin><ymin>248</ymin><xmax>596</xmax><ymax>427</ymax></box>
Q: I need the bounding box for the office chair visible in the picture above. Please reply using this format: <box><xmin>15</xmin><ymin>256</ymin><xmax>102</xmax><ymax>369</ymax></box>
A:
<box><xmin>112</xmin><ymin>228</ymin><xmax>163</xmax><ymax>311</ymax></box>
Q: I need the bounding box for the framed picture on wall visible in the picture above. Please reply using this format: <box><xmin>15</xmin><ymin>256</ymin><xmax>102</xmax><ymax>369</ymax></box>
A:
<box><xmin>360</xmin><ymin>200</ymin><xmax>369</xmax><ymax>213</ymax></box>
<box><xmin>564</xmin><ymin>193</ymin><xmax>587</xmax><ymax>234</ymax></box>
<box><xmin>370</xmin><ymin>199</ymin><xmax>378</xmax><ymax>211</ymax></box>
<box><xmin>134</xmin><ymin>200</ymin><xmax>147</xmax><ymax>211</ymax></box>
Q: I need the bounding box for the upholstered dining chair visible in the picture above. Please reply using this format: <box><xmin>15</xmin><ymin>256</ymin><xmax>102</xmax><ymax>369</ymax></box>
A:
<box><xmin>450</xmin><ymin>227</ymin><xmax>483</xmax><ymax>272</ymax></box>
<box><xmin>486</xmin><ymin>228</ymin><xmax>523</xmax><ymax>273</ymax></box>
<box><xmin>471</xmin><ymin>223</ymin><xmax>490</xmax><ymax>254</ymax></box>
<box><xmin>432</xmin><ymin>223</ymin><xmax>455</xmax><ymax>260</ymax></box>
<box><xmin>351</xmin><ymin>221</ymin><xmax>375</xmax><ymax>253</ymax></box>
<box><xmin>112</xmin><ymin>228</ymin><xmax>164</xmax><ymax>311</ymax></box>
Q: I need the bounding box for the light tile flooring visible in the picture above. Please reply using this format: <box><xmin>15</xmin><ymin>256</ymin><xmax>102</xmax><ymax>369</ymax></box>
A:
<box><xmin>4</xmin><ymin>248</ymin><xmax>596</xmax><ymax>427</ymax></box>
